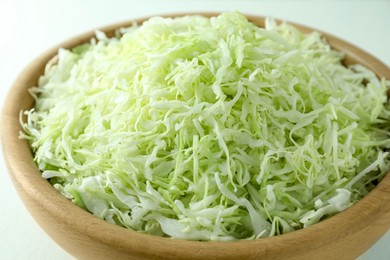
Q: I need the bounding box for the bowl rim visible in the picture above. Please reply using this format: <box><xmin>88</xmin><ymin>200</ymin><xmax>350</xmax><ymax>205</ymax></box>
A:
<box><xmin>2</xmin><ymin>13</ymin><xmax>390</xmax><ymax>259</ymax></box>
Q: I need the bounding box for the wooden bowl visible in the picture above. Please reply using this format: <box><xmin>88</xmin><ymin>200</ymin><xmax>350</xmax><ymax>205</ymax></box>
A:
<box><xmin>2</xmin><ymin>14</ymin><xmax>390</xmax><ymax>260</ymax></box>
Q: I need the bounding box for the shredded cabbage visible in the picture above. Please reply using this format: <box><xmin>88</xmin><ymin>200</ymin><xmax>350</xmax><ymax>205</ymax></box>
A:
<box><xmin>20</xmin><ymin>12</ymin><xmax>390</xmax><ymax>240</ymax></box>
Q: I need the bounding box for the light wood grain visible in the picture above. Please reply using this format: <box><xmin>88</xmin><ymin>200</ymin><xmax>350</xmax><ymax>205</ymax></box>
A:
<box><xmin>2</xmin><ymin>14</ymin><xmax>390</xmax><ymax>260</ymax></box>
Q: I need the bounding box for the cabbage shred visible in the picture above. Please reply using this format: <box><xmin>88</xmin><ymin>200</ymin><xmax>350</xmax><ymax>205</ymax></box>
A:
<box><xmin>21</xmin><ymin>12</ymin><xmax>390</xmax><ymax>240</ymax></box>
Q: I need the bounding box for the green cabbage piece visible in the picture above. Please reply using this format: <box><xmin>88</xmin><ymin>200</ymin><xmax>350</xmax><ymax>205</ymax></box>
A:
<box><xmin>20</xmin><ymin>12</ymin><xmax>390</xmax><ymax>240</ymax></box>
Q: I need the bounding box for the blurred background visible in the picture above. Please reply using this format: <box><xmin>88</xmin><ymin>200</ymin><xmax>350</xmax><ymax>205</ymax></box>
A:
<box><xmin>1</xmin><ymin>0</ymin><xmax>389</xmax><ymax>259</ymax></box>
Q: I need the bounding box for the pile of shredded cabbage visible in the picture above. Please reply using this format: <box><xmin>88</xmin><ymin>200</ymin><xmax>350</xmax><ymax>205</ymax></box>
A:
<box><xmin>21</xmin><ymin>12</ymin><xmax>390</xmax><ymax>240</ymax></box>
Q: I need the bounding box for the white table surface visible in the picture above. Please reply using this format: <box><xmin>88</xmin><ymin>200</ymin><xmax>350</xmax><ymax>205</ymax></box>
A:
<box><xmin>1</xmin><ymin>0</ymin><xmax>389</xmax><ymax>259</ymax></box>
